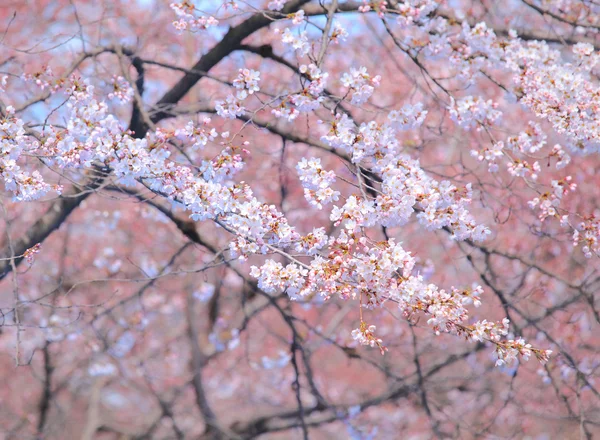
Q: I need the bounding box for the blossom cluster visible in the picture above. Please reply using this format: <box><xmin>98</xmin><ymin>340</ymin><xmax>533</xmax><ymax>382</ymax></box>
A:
<box><xmin>214</xmin><ymin>69</ymin><xmax>261</xmax><ymax>119</ymax></box>
<box><xmin>107</xmin><ymin>75</ymin><xmax>134</xmax><ymax>103</ymax></box>
<box><xmin>3</xmin><ymin>4</ymin><xmax>563</xmax><ymax>372</ymax></box>
<box><xmin>293</xmin><ymin>227</ymin><xmax>328</xmax><ymax>256</ymax></box>
<box><xmin>374</xmin><ymin>10</ymin><xmax>600</xmax><ymax>259</ymax></box>
<box><xmin>352</xmin><ymin>323</ymin><xmax>387</xmax><ymax>354</ymax></box>
<box><xmin>21</xmin><ymin>65</ymin><xmax>54</xmax><ymax>90</ymax></box>
<box><xmin>494</xmin><ymin>338</ymin><xmax>552</xmax><ymax>367</ymax></box>
<box><xmin>0</xmin><ymin>106</ymin><xmax>59</xmax><ymax>201</ymax></box>
<box><xmin>464</xmin><ymin>319</ymin><xmax>552</xmax><ymax>368</ymax></box>
<box><xmin>388</xmin><ymin>103</ymin><xmax>428</xmax><ymax>130</ymax></box>
<box><xmin>296</xmin><ymin>157</ymin><xmax>340</xmax><ymax>209</ymax></box>
<box><xmin>528</xmin><ymin>176</ymin><xmax>576</xmax><ymax>222</ymax></box>
<box><xmin>271</xmin><ymin>64</ymin><xmax>329</xmax><ymax>121</ymax></box>
<box><xmin>267</xmin><ymin>0</ymin><xmax>285</xmax><ymax>11</ymax></box>
<box><xmin>394</xmin><ymin>0</ymin><xmax>439</xmax><ymax>28</ymax></box>
<box><xmin>215</xmin><ymin>94</ymin><xmax>246</xmax><ymax>120</ymax></box>
<box><xmin>232</xmin><ymin>68</ymin><xmax>261</xmax><ymax>96</ymax></box>
<box><xmin>340</xmin><ymin>67</ymin><xmax>381</xmax><ymax>105</ymax></box>
<box><xmin>573</xmin><ymin>216</ymin><xmax>600</xmax><ymax>258</ymax></box>
<box><xmin>318</xmin><ymin>112</ymin><xmax>490</xmax><ymax>240</ymax></box>
<box><xmin>7</xmin><ymin>76</ymin><xmax>300</xmax><ymax>273</ymax></box>
<box><xmin>23</xmin><ymin>243</ymin><xmax>42</xmax><ymax>265</ymax></box>
<box><xmin>442</xmin><ymin>20</ymin><xmax>600</xmax><ymax>156</ymax></box>
<box><xmin>467</xmin><ymin>318</ymin><xmax>511</xmax><ymax>344</ymax></box>
<box><xmin>170</xmin><ymin>2</ymin><xmax>218</xmax><ymax>32</ymax></box>
<box><xmin>175</xmin><ymin>118</ymin><xmax>218</xmax><ymax>151</ymax></box>
<box><xmin>250</xmin><ymin>261</ymin><xmax>308</xmax><ymax>300</ymax></box>
<box><xmin>279</xmin><ymin>28</ymin><xmax>310</xmax><ymax>56</ymax></box>
<box><xmin>248</xmin><ymin>232</ymin><xmax>543</xmax><ymax>368</ymax></box>
<box><xmin>291</xmin><ymin>64</ymin><xmax>328</xmax><ymax>113</ymax></box>
<box><xmin>470</xmin><ymin>141</ymin><xmax>504</xmax><ymax>173</ymax></box>
<box><xmin>448</xmin><ymin>96</ymin><xmax>502</xmax><ymax>131</ymax></box>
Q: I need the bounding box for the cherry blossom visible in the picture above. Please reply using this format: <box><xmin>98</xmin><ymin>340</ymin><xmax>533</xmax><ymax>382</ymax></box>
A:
<box><xmin>340</xmin><ymin>67</ymin><xmax>381</xmax><ymax>105</ymax></box>
<box><xmin>448</xmin><ymin>96</ymin><xmax>502</xmax><ymax>131</ymax></box>
<box><xmin>280</xmin><ymin>28</ymin><xmax>311</xmax><ymax>56</ymax></box>
<box><xmin>2</xmin><ymin>1</ymin><xmax>597</xmax><ymax>438</ymax></box>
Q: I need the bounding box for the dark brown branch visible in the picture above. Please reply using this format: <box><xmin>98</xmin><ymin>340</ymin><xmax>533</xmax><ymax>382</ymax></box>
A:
<box><xmin>0</xmin><ymin>165</ymin><xmax>109</xmax><ymax>280</ymax></box>
<box><xmin>36</xmin><ymin>342</ymin><xmax>53</xmax><ymax>437</ymax></box>
<box><xmin>150</xmin><ymin>0</ymin><xmax>312</xmax><ymax>124</ymax></box>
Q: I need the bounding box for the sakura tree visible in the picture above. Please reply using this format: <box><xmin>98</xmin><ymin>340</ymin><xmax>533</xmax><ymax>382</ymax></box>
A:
<box><xmin>0</xmin><ymin>0</ymin><xmax>598</xmax><ymax>438</ymax></box>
